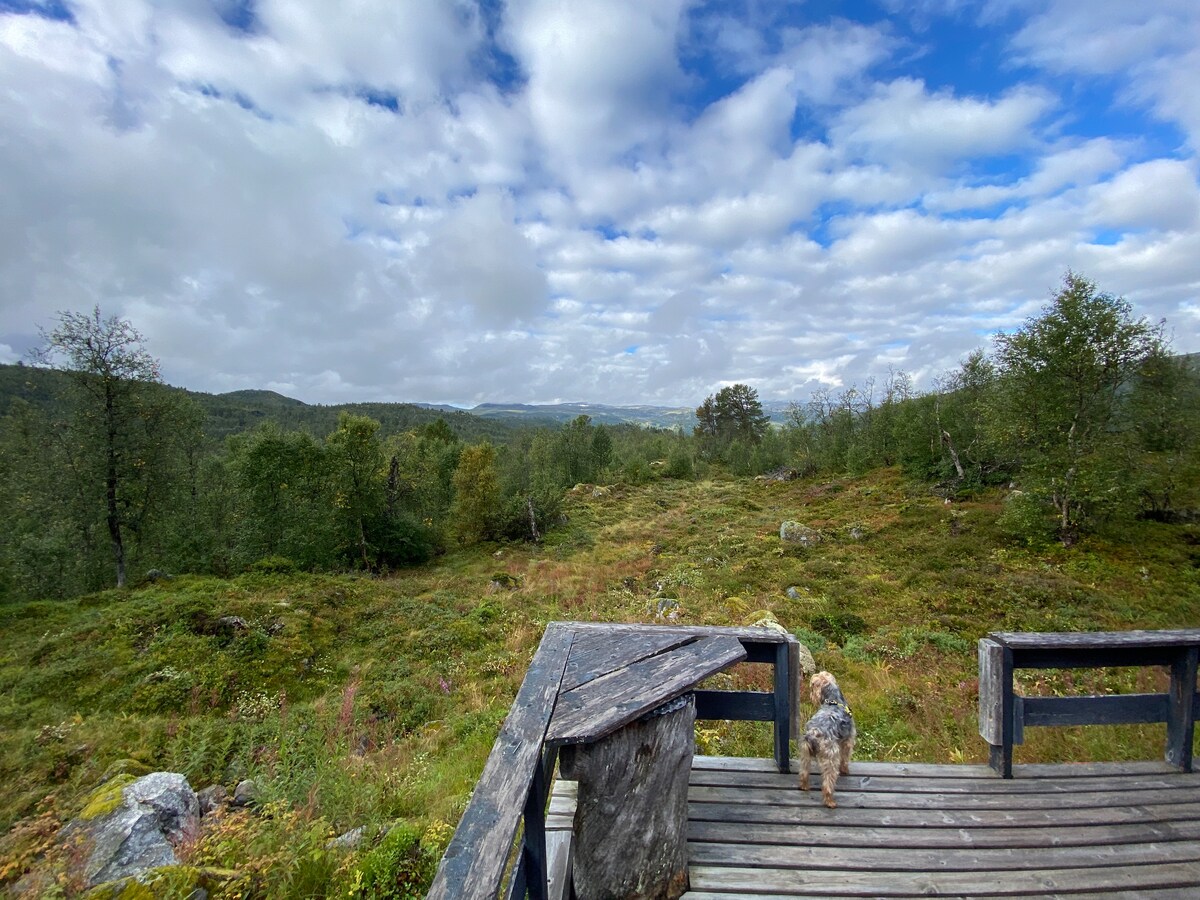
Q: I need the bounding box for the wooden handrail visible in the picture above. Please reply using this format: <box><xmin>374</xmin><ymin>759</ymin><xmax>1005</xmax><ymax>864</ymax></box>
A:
<box><xmin>426</xmin><ymin>622</ymin><xmax>799</xmax><ymax>900</ymax></box>
<box><xmin>979</xmin><ymin>628</ymin><xmax>1200</xmax><ymax>778</ymax></box>
<box><xmin>427</xmin><ymin>624</ymin><xmax>574</xmax><ymax>900</ymax></box>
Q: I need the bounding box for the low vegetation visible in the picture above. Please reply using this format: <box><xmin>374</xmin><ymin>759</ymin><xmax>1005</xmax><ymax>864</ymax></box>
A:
<box><xmin>2</xmin><ymin>468</ymin><xmax>1198</xmax><ymax>896</ymax></box>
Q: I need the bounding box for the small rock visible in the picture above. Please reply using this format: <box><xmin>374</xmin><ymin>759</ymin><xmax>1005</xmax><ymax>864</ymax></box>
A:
<box><xmin>785</xmin><ymin>586</ymin><xmax>803</xmax><ymax>600</ymax></box>
<box><xmin>655</xmin><ymin>598</ymin><xmax>680</xmax><ymax>619</ymax></box>
<box><xmin>327</xmin><ymin>826</ymin><xmax>367</xmax><ymax>850</ymax></box>
<box><xmin>848</xmin><ymin>526</ymin><xmax>866</xmax><ymax>541</ymax></box>
<box><xmin>780</xmin><ymin>522</ymin><xmax>822</xmax><ymax>546</ymax></box>
<box><xmin>232</xmin><ymin>779</ymin><xmax>259</xmax><ymax>809</ymax></box>
<box><xmin>796</xmin><ymin>642</ymin><xmax>817</xmax><ymax>676</ymax></box>
<box><xmin>217</xmin><ymin>616</ymin><xmax>249</xmax><ymax>631</ymax></box>
<box><xmin>196</xmin><ymin>785</ymin><xmax>228</xmax><ymax>817</ymax></box>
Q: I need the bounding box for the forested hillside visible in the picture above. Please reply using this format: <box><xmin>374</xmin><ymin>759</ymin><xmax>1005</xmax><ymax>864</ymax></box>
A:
<box><xmin>2</xmin><ymin>275</ymin><xmax>1198</xmax><ymax>604</ymax></box>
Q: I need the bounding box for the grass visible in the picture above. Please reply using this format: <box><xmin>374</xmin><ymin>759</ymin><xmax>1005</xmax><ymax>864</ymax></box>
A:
<box><xmin>1</xmin><ymin>467</ymin><xmax>1198</xmax><ymax>896</ymax></box>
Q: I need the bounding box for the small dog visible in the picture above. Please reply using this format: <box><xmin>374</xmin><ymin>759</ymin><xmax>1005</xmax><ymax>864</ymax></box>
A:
<box><xmin>798</xmin><ymin>671</ymin><xmax>856</xmax><ymax>808</ymax></box>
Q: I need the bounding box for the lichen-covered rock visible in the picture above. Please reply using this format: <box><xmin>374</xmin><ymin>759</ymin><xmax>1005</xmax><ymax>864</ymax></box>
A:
<box><xmin>69</xmin><ymin>772</ymin><xmax>199</xmax><ymax>888</ymax></box>
<box><xmin>327</xmin><ymin>825</ymin><xmax>367</xmax><ymax>850</ymax></box>
<box><xmin>779</xmin><ymin>521</ymin><xmax>822</xmax><ymax>547</ymax></box>
<box><xmin>796</xmin><ymin>642</ymin><xmax>817</xmax><ymax>676</ymax></box>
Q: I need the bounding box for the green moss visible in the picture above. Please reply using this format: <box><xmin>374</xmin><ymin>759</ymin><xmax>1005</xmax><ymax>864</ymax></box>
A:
<box><xmin>97</xmin><ymin>758</ymin><xmax>153</xmax><ymax>784</ymax></box>
<box><xmin>79</xmin><ymin>773</ymin><xmax>136</xmax><ymax>820</ymax></box>
<box><xmin>83</xmin><ymin>865</ymin><xmax>238</xmax><ymax>900</ymax></box>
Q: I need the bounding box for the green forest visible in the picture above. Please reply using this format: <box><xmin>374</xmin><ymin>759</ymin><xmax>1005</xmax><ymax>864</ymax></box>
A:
<box><xmin>4</xmin><ymin>273</ymin><xmax>1197</xmax><ymax>603</ymax></box>
<box><xmin>1</xmin><ymin>273</ymin><xmax>1198</xmax><ymax>897</ymax></box>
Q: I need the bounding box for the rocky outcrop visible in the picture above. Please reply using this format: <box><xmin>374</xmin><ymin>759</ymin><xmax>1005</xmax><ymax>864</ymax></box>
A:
<box><xmin>66</xmin><ymin>772</ymin><xmax>199</xmax><ymax>889</ymax></box>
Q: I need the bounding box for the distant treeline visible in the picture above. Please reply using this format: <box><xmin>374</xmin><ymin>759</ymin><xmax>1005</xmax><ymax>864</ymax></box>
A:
<box><xmin>2</xmin><ymin>274</ymin><xmax>1197</xmax><ymax>602</ymax></box>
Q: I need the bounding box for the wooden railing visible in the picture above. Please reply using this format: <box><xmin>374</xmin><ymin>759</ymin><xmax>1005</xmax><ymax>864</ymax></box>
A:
<box><xmin>426</xmin><ymin>622</ymin><xmax>799</xmax><ymax>900</ymax></box>
<box><xmin>979</xmin><ymin>629</ymin><xmax>1200</xmax><ymax>777</ymax></box>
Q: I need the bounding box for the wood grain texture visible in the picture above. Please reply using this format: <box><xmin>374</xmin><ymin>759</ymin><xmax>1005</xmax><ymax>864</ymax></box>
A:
<box><xmin>990</xmin><ymin>629</ymin><xmax>1200</xmax><ymax>650</ymax></box>
<box><xmin>427</xmin><ymin>624</ymin><xmax>573</xmax><ymax>900</ymax></box>
<box><xmin>679</xmin><ymin>755</ymin><xmax>1200</xmax><ymax>897</ymax></box>
<box><xmin>546</xmin><ymin>634</ymin><xmax>746</xmax><ymax>744</ymax></box>
<box><xmin>561</xmin><ymin>630</ymin><xmax>694</xmax><ymax>692</ymax></box>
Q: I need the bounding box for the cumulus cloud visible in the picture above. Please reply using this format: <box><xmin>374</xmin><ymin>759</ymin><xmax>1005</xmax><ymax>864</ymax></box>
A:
<box><xmin>0</xmin><ymin>0</ymin><xmax>1198</xmax><ymax>408</ymax></box>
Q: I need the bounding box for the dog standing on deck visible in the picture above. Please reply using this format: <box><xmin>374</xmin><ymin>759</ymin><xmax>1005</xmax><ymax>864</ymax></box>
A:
<box><xmin>798</xmin><ymin>671</ymin><xmax>856</xmax><ymax>808</ymax></box>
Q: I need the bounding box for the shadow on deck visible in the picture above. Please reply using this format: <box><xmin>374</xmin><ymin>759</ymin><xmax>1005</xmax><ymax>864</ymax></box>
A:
<box><xmin>551</xmin><ymin>756</ymin><xmax>1200</xmax><ymax>898</ymax></box>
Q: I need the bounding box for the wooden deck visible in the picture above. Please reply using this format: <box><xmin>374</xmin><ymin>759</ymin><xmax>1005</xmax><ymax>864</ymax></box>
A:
<box><xmin>549</xmin><ymin>755</ymin><xmax>1200</xmax><ymax>898</ymax></box>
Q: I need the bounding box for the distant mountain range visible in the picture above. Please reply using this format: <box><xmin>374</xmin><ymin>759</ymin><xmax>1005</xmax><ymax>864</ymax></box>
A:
<box><xmin>417</xmin><ymin>399</ymin><xmax>797</xmax><ymax>428</ymax></box>
<box><xmin>3</xmin><ymin>363</ymin><xmax>791</xmax><ymax>439</ymax></box>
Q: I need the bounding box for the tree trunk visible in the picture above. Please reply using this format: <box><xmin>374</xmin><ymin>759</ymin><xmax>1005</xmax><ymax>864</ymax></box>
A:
<box><xmin>940</xmin><ymin>430</ymin><xmax>966</xmax><ymax>480</ymax></box>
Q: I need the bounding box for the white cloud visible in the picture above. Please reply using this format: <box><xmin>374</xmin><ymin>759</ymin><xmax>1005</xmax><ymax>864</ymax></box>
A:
<box><xmin>1007</xmin><ymin>0</ymin><xmax>1200</xmax><ymax>149</ymax></box>
<box><xmin>504</xmin><ymin>0</ymin><xmax>688</xmax><ymax>169</ymax></box>
<box><xmin>1086</xmin><ymin>160</ymin><xmax>1200</xmax><ymax>233</ymax></box>
<box><xmin>1</xmin><ymin>0</ymin><xmax>1199</xmax><ymax>410</ymax></box>
<box><xmin>832</xmin><ymin>78</ymin><xmax>1054</xmax><ymax>170</ymax></box>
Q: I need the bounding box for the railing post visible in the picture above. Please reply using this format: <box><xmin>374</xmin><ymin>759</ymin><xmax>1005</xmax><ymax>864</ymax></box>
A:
<box><xmin>985</xmin><ymin>642</ymin><xmax>1015</xmax><ymax>778</ymax></box>
<box><xmin>1167</xmin><ymin>646</ymin><xmax>1198</xmax><ymax>772</ymax></box>
<box><xmin>773</xmin><ymin>641</ymin><xmax>791</xmax><ymax>773</ymax></box>
<box><xmin>518</xmin><ymin>747</ymin><xmax>554</xmax><ymax>900</ymax></box>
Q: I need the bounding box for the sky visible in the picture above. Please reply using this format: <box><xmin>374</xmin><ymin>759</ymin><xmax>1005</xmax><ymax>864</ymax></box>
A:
<box><xmin>1</xmin><ymin>0</ymin><xmax>1198</xmax><ymax>408</ymax></box>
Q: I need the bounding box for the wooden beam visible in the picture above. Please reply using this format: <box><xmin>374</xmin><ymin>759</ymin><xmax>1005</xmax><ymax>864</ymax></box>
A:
<box><xmin>428</xmin><ymin>624</ymin><xmax>574</xmax><ymax>900</ymax></box>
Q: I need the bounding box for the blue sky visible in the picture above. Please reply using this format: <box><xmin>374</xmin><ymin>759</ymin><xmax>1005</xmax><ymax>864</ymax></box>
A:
<box><xmin>1</xmin><ymin>0</ymin><xmax>1197</xmax><ymax>407</ymax></box>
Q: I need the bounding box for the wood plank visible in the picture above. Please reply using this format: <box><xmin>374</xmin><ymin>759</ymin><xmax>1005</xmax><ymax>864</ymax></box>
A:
<box><xmin>561</xmin><ymin>621</ymin><xmax>795</xmax><ymax>644</ymax></box>
<box><xmin>690</xmin><ymin>755</ymin><xmax>1184</xmax><ymax>779</ymax></box>
<box><xmin>687</xmin><ymin>817</ymin><xmax>1200</xmax><ymax>850</ymax></box>
<box><xmin>687</xmin><ymin>783</ymin><xmax>1196</xmax><ymax>810</ymax></box>
<box><xmin>990</xmin><ymin>629</ymin><xmax>1200</xmax><ymax>650</ymax></box>
<box><xmin>687</xmin><ymin>800</ymin><xmax>1200</xmax><ymax>828</ymax></box>
<box><xmin>1022</xmin><ymin>693</ymin><xmax>1170</xmax><ymax>727</ymax></box>
<box><xmin>687</xmin><ymin>862</ymin><xmax>1200</xmax><ymax>896</ymax></box>
<box><xmin>547</xmin><ymin>634</ymin><xmax>746</xmax><ymax>744</ymax></box>
<box><xmin>694</xmin><ymin>689</ymin><xmax>775</xmax><ymax>721</ymax></box>
<box><xmin>427</xmin><ymin>624</ymin><xmax>574</xmax><ymax>900</ymax></box>
<box><xmin>686</xmin><ymin>839</ymin><xmax>1200</xmax><ymax>872</ymax></box>
<box><xmin>682</xmin><ymin>893</ymin><xmax>1200</xmax><ymax>900</ymax></box>
<box><xmin>979</xmin><ymin>638</ymin><xmax>1004</xmax><ymax>744</ymax></box>
<box><xmin>560</xmin><ymin>629</ymin><xmax>694</xmax><ymax>691</ymax></box>
<box><xmin>688</xmin><ymin>768</ymin><xmax>1200</xmax><ymax>794</ymax></box>
<box><xmin>693</xmin><ymin>755</ymin><xmax>998</xmax><ymax>778</ymax></box>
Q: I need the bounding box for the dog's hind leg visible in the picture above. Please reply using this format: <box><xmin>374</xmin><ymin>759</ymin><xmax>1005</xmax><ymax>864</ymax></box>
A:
<box><xmin>819</xmin><ymin>747</ymin><xmax>840</xmax><ymax>808</ymax></box>
<box><xmin>839</xmin><ymin>734</ymin><xmax>855</xmax><ymax>776</ymax></box>
<box><xmin>798</xmin><ymin>736</ymin><xmax>812</xmax><ymax>791</ymax></box>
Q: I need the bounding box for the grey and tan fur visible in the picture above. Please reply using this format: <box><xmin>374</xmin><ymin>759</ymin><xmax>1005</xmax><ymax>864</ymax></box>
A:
<box><xmin>798</xmin><ymin>670</ymin><xmax>856</xmax><ymax>808</ymax></box>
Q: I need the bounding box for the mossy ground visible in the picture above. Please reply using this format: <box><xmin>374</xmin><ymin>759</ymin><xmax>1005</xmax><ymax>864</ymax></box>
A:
<box><xmin>2</xmin><ymin>468</ymin><xmax>1197</xmax><ymax>895</ymax></box>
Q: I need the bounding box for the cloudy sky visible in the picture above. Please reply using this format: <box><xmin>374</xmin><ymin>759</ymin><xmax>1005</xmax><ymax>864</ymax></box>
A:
<box><xmin>1</xmin><ymin>1</ymin><xmax>1198</xmax><ymax>408</ymax></box>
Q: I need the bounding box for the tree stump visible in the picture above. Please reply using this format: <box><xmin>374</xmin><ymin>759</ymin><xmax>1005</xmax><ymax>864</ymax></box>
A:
<box><xmin>560</xmin><ymin>693</ymin><xmax>694</xmax><ymax>900</ymax></box>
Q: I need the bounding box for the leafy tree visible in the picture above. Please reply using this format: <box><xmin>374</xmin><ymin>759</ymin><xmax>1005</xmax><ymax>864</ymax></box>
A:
<box><xmin>695</xmin><ymin>384</ymin><xmax>770</xmax><ymax>457</ymax></box>
<box><xmin>29</xmin><ymin>308</ymin><xmax>198</xmax><ymax>587</ymax></box>
<box><xmin>450</xmin><ymin>442</ymin><xmax>502</xmax><ymax>545</ymax></box>
<box><xmin>327</xmin><ymin>412</ymin><xmax>386</xmax><ymax>567</ymax></box>
<box><xmin>228</xmin><ymin>424</ymin><xmax>334</xmax><ymax>568</ymax></box>
<box><xmin>1125</xmin><ymin>349</ymin><xmax>1200</xmax><ymax>520</ymax></box>
<box><xmin>991</xmin><ymin>273</ymin><xmax>1163</xmax><ymax>539</ymax></box>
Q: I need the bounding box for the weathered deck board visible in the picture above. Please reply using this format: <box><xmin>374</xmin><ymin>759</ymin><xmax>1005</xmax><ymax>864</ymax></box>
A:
<box><xmin>550</xmin><ymin>754</ymin><xmax>1200</xmax><ymax>898</ymax></box>
<box><xmin>546</xmin><ymin>634</ymin><xmax>746</xmax><ymax>744</ymax></box>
